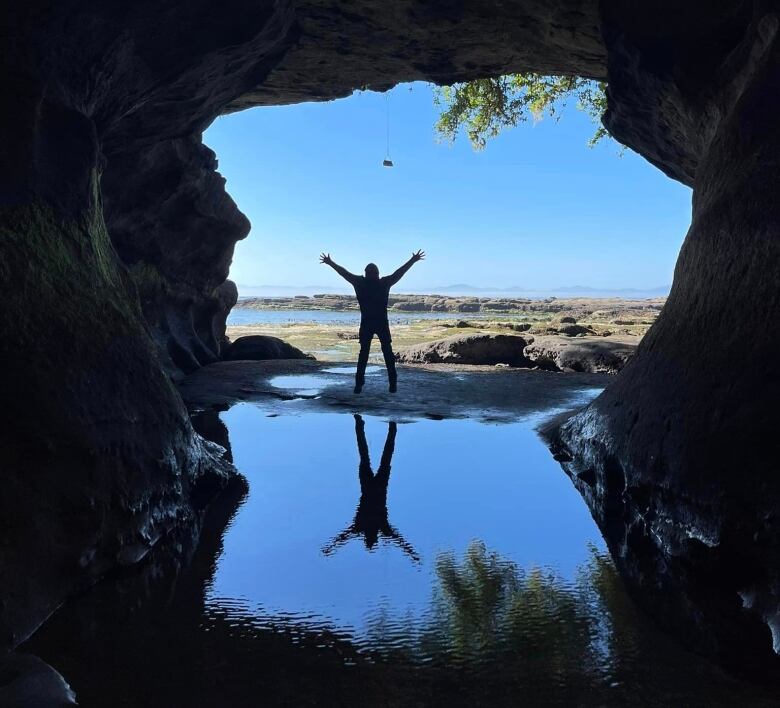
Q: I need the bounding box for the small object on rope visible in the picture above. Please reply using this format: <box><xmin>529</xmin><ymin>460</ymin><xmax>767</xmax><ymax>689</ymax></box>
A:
<box><xmin>383</xmin><ymin>92</ymin><xmax>393</xmax><ymax>167</ymax></box>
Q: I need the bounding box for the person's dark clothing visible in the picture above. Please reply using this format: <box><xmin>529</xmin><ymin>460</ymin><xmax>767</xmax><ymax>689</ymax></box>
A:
<box><xmin>344</xmin><ymin>274</ymin><xmax>402</xmax><ymax>387</ymax></box>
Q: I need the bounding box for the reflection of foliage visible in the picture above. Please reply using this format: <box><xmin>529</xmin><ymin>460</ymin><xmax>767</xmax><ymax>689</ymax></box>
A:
<box><xmin>364</xmin><ymin>541</ymin><xmax>647</xmax><ymax>702</ymax></box>
<box><xmin>422</xmin><ymin>541</ymin><xmax>617</xmax><ymax>680</ymax></box>
<box><xmin>433</xmin><ymin>75</ymin><xmax>611</xmax><ymax>149</ymax></box>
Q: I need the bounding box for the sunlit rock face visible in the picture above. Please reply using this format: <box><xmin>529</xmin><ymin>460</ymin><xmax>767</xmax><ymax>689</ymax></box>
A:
<box><xmin>1</xmin><ymin>0</ymin><xmax>778</xmax><ymax>676</ymax></box>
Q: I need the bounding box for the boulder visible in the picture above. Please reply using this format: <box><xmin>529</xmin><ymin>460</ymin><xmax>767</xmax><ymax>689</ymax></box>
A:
<box><xmin>557</xmin><ymin>324</ymin><xmax>595</xmax><ymax>337</ymax></box>
<box><xmin>397</xmin><ymin>334</ymin><xmax>532</xmax><ymax>367</ymax></box>
<box><xmin>497</xmin><ymin>322</ymin><xmax>532</xmax><ymax>332</ymax></box>
<box><xmin>523</xmin><ymin>335</ymin><xmax>637</xmax><ymax>374</ymax></box>
<box><xmin>222</xmin><ymin>336</ymin><xmax>312</xmax><ymax>361</ymax></box>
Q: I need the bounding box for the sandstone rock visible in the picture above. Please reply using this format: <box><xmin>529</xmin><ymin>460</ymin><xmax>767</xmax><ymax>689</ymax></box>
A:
<box><xmin>222</xmin><ymin>336</ymin><xmax>312</xmax><ymax>361</ymax></box>
<box><xmin>397</xmin><ymin>334</ymin><xmax>532</xmax><ymax>367</ymax></box>
<box><xmin>523</xmin><ymin>335</ymin><xmax>637</xmax><ymax>374</ymax></box>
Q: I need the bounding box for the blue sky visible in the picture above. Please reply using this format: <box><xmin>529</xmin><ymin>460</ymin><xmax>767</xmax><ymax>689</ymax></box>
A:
<box><xmin>204</xmin><ymin>82</ymin><xmax>692</xmax><ymax>293</ymax></box>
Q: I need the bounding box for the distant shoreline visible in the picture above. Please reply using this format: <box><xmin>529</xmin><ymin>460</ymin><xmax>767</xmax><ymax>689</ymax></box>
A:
<box><xmin>236</xmin><ymin>293</ymin><xmax>666</xmax><ymax>315</ymax></box>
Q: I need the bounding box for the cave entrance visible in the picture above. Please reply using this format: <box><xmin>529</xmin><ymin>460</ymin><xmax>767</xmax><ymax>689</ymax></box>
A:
<box><xmin>8</xmin><ymin>2</ymin><xmax>780</xmax><ymax>699</ymax></box>
<box><xmin>202</xmin><ymin>81</ymin><xmax>691</xmax><ymax>365</ymax></box>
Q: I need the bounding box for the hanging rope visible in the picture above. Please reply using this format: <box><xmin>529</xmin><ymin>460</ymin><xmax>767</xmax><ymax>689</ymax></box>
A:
<box><xmin>383</xmin><ymin>91</ymin><xmax>393</xmax><ymax>167</ymax></box>
<box><xmin>386</xmin><ymin>93</ymin><xmax>391</xmax><ymax>158</ymax></box>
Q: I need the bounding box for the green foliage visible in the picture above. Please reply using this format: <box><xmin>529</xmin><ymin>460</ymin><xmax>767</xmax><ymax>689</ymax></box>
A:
<box><xmin>433</xmin><ymin>75</ymin><xmax>610</xmax><ymax>149</ymax></box>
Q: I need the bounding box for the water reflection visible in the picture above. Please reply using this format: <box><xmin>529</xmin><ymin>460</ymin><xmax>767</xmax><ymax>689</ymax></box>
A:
<box><xmin>20</xmin><ymin>404</ymin><xmax>780</xmax><ymax>706</ymax></box>
<box><xmin>323</xmin><ymin>415</ymin><xmax>419</xmax><ymax>562</ymax></box>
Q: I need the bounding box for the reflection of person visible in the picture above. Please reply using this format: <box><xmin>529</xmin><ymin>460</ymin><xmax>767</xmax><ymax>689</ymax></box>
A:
<box><xmin>322</xmin><ymin>415</ymin><xmax>419</xmax><ymax>562</ymax></box>
<box><xmin>320</xmin><ymin>250</ymin><xmax>425</xmax><ymax>394</ymax></box>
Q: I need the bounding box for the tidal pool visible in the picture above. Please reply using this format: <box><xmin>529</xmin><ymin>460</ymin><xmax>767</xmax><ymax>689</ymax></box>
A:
<box><xmin>22</xmin><ymin>394</ymin><xmax>780</xmax><ymax>707</ymax></box>
<box><xmin>211</xmin><ymin>406</ymin><xmax>606</xmax><ymax>636</ymax></box>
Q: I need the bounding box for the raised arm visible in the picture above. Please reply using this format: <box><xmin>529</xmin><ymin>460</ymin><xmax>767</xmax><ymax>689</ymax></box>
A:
<box><xmin>320</xmin><ymin>253</ymin><xmax>359</xmax><ymax>285</ymax></box>
<box><xmin>385</xmin><ymin>250</ymin><xmax>425</xmax><ymax>287</ymax></box>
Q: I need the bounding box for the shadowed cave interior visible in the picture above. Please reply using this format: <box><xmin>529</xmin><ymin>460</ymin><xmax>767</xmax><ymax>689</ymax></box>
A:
<box><xmin>1</xmin><ymin>0</ymin><xmax>780</xmax><ymax>704</ymax></box>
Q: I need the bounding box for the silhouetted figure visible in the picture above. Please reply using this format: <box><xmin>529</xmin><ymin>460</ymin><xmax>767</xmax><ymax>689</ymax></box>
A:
<box><xmin>320</xmin><ymin>250</ymin><xmax>425</xmax><ymax>393</ymax></box>
<box><xmin>322</xmin><ymin>415</ymin><xmax>419</xmax><ymax>562</ymax></box>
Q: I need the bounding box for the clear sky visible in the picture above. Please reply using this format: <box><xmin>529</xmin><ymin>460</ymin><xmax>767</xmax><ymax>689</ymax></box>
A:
<box><xmin>204</xmin><ymin>82</ymin><xmax>692</xmax><ymax>294</ymax></box>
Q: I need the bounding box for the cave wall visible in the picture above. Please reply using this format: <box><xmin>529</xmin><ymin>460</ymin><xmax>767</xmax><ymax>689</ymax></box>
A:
<box><xmin>102</xmin><ymin>136</ymin><xmax>247</xmax><ymax>376</ymax></box>
<box><xmin>0</xmin><ymin>0</ymin><xmax>297</xmax><ymax>650</ymax></box>
<box><xmin>0</xmin><ymin>77</ymin><xmax>236</xmax><ymax>650</ymax></box>
<box><xmin>552</xmin><ymin>2</ymin><xmax>780</xmax><ymax>673</ymax></box>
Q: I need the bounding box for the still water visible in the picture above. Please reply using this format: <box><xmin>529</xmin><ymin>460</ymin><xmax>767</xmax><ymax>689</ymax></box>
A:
<box><xmin>23</xmin><ymin>392</ymin><xmax>779</xmax><ymax>707</ymax></box>
<box><xmin>212</xmin><ymin>407</ymin><xmax>605</xmax><ymax>635</ymax></box>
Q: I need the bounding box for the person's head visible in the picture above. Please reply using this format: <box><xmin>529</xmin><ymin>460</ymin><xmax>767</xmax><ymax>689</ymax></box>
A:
<box><xmin>364</xmin><ymin>263</ymin><xmax>380</xmax><ymax>280</ymax></box>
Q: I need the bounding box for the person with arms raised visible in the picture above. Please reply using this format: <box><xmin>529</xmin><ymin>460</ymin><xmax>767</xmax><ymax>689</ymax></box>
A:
<box><xmin>320</xmin><ymin>249</ymin><xmax>425</xmax><ymax>393</ymax></box>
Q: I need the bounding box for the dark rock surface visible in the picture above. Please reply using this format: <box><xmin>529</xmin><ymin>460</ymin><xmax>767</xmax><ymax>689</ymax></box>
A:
<box><xmin>222</xmin><ymin>335</ymin><xmax>312</xmax><ymax>361</ymax></box>
<box><xmin>103</xmin><ymin>137</ymin><xmax>249</xmax><ymax>376</ymax></box>
<box><xmin>547</xmin><ymin>5</ymin><xmax>780</xmax><ymax>678</ymax></box>
<box><xmin>0</xmin><ymin>652</ymin><xmax>76</xmax><ymax>707</ymax></box>
<box><xmin>557</xmin><ymin>324</ymin><xmax>595</xmax><ymax>336</ymax></box>
<box><xmin>396</xmin><ymin>334</ymin><xmax>532</xmax><ymax>367</ymax></box>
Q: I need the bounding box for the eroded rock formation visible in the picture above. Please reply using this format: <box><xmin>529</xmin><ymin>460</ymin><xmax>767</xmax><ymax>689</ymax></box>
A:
<box><xmin>103</xmin><ymin>137</ymin><xmax>248</xmax><ymax>376</ymax></box>
<box><xmin>551</xmin><ymin>4</ymin><xmax>780</xmax><ymax>677</ymax></box>
<box><xmin>1</xmin><ymin>0</ymin><xmax>779</xmax><ymax>676</ymax></box>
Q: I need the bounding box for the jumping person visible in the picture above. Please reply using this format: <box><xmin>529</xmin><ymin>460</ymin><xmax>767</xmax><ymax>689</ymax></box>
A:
<box><xmin>320</xmin><ymin>249</ymin><xmax>425</xmax><ymax>393</ymax></box>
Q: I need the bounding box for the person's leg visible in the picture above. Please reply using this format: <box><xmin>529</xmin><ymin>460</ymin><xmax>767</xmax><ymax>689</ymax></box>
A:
<box><xmin>379</xmin><ymin>329</ymin><xmax>397</xmax><ymax>392</ymax></box>
<box><xmin>355</xmin><ymin>332</ymin><xmax>372</xmax><ymax>393</ymax></box>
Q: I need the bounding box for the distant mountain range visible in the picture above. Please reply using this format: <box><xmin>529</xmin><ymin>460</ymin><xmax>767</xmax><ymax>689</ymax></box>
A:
<box><xmin>236</xmin><ymin>283</ymin><xmax>671</xmax><ymax>299</ymax></box>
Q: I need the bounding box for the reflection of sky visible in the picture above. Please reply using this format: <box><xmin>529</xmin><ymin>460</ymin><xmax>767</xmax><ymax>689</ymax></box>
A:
<box><xmin>209</xmin><ymin>405</ymin><xmax>606</xmax><ymax>636</ymax></box>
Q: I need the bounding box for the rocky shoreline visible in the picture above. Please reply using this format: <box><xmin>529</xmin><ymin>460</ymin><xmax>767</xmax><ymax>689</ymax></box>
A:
<box><xmin>227</xmin><ymin>298</ymin><xmax>657</xmax><ymax>374</ymax></box>
<box><xmin>239</xmin><ymin>293</ymin><xmax>666</xmax><ymax>317</ymax></box>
